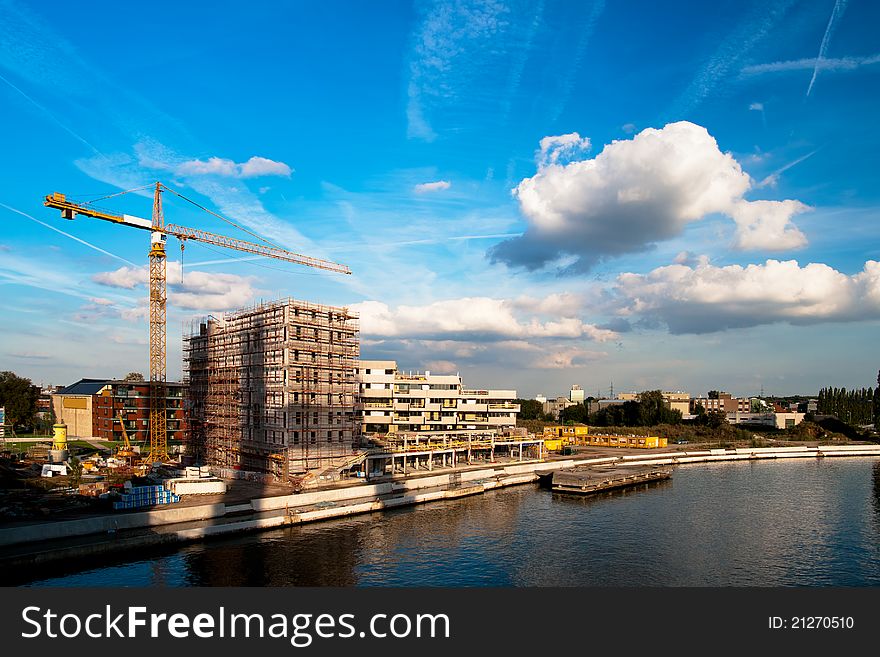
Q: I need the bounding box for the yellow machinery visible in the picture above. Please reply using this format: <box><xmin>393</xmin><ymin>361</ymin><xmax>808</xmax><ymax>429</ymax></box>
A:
<box><xmin>114</xmin><ymin>413</ymin><xmax>137</xmax><ymax>462</ymax></box>
<box><xmin>45</xmin><ymin>183</ymin><xmax>351</xmax><ymax>463</ymax></box>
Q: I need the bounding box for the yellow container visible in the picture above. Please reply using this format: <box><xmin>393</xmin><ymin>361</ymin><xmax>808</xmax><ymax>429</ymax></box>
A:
<box><xmin>543</xmin><ymin>438</ymin><xmax>566</xmax><ymax>452</ymax></box>
<box><xmin>52</xmin><ymin>422</ymin><xmax>68</xmax><ymax>450</ymax></box>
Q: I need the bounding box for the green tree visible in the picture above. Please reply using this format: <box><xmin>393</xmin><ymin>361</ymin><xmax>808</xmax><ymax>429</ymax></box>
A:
<box><xmin>874</xmin><ymin>370</ymin><xmax>880</xmax><ymax>428</ymax></box>
<box><xmin>693</xmin><ymin>402</ymin><xmax>707</xmax><ymax>423</ymax></box>
<box><xmin>0</xmin><ymin>371</ymin><xmax>39</xmax><ymax>431</ymax></box>
<box><xmin>560</xmin><ymin>403</ymin><xmax>588</xmax><ymax>425</ymax></box>
<box><xmin>67</xmin><ymin>456</ymin><xmax>83</xmax><ymax>488</ymax></box>
<box><xmin>706</xmin><ymin>409</ymin><xmax>728</xmax><ymax>429</ymax></box>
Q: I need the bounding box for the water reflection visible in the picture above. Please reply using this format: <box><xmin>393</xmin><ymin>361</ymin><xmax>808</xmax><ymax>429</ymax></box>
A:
<box><xmin>17</xmin><ymin>457</ymin><xmax>880</xmax><ymax>587</ymax></box>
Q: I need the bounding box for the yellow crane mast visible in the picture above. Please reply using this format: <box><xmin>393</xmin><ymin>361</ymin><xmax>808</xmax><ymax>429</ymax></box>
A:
<box><xmin>45</xmin><ymin>182</ymin><xmax>351</xmax><ymax>464</ymax></box>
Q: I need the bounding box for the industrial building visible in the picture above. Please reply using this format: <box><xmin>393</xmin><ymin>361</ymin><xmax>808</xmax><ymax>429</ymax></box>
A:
<box><xmin>184</xmin><ymin>298</ymin><xmax>360</xmax><ymax>480</ymax></box>
<box><xmin>357</xmin><ymin>360</ymin><xmax>519</xmax><ymax>434</ymax></box>
<box><xmin>51</xmin><ymin>379</ymin><xmax>185</xmax><ymax>441</ymax></box>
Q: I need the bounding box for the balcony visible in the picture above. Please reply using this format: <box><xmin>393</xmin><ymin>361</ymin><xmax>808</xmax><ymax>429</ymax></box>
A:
<box><xmin>363</xmin><ymin>401</ymin><xmax>393</xmax><ymax>409</ymax></box>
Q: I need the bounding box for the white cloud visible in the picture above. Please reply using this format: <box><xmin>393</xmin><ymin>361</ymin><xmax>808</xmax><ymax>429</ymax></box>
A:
<box><xmin>614</xmin><ymin>258</ymin><xmax>880</xmax><ymax>334</ymax></box>
<box><xmin>175</xmin><ymin>155</ymin><xmax>292</xmax><ymax>179</ymax></box>
<box><xmin>93</xmin><ymin>266</ymin><xmax>145</xmax><ymax>289</ymax></box>
<box><xmin>807</xmin><ymin>0</ymin><xmax>850</xmax><ymax>96</ymax></box>
<box><xmin>92</xmin><ymin>262</ymin><xmax>261</xmax><ymax>311</ymax></box>
<box><xmin>509</xmin><ymin>292</ymin><xmax>585</xmax><ymax>316</ymax></box>
<box><xmin>728</xmin><ymin>200</ymin><xmax>808</xmax><ymax>249</ymax></box>
<box><xmin>422</xmin><ymin>360</ymin><xmax>459</xmax><ymax>374</ymax></box>
<box><xmin>490</xmin><ymin>121</ymin><xmax>810</xmax><ymax>272</ymax></box>
<box><xmin>239</xmin><ymin>156</ymin><xmax>293</xmax><ymax>178</ymax></box>
<box><xmin>749</xmin><ymin>102</ymin><xmax>764</xmax><ymax>111</ymax></box>
<box><xmin>741</xmin><ymin>53</ymin><xmax>880</xmax><ymax>76</ymax></box>
<box><xmin>621</xmin><ymin>123</ymin><xmax>636</xmax><ymax>134</ymax></box>
<box><xmin>533</xmin><ymin>347</ymin><xmax>606</xmax><ymax>369</ymax></box>
<box><xmin>414</xmin><ymin>180</ymin><xmax>452</xmax><ymax>194</ymax></box>
<box><xmin>88</xmin><ymin>296</ymin><xmax>115</xmax><ymax>306</ymax></box>
<box><xmin>350</xmin><ymin>297</ymin><xmax>616</xmax><ymax>342</ymax></box>
<box><xmin>537</xmin><ymin>132</ymin><xmax>591</xmax><ymax>166</ymax></box>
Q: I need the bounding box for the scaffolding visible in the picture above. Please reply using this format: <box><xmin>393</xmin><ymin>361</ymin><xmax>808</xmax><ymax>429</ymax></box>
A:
<box><xmin>184</xmin><ymin>298</ymin><xmax>360</xmax><ymax>481</ymax></box>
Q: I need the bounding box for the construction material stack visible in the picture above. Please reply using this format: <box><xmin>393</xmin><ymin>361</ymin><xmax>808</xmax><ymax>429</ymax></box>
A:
<box><xmin>112</xmin><ymin>484</ymin><xmax>179</xmax><ymax>510</ymax></box>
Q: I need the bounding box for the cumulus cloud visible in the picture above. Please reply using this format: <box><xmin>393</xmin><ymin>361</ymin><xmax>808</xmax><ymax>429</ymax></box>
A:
<box><xmin>614</xmin><ymin>258</ymin><xmax>880</xmax><ymax>334</ymax></box>
<box><xmin>238</xmin><ymin>156</ymin><xmax>292</xmax><ymax>178</ymax></box>
<box><xmin>490</xmin><ymin>121</ymin><xmax>810</xmax><ymax>272</ymax></box>
<box><xmin>414</xmin><ymin>180</ymin><xmax>451</xmax><ymax>194</ymax></box>
<box><xmin>350</xmin><ymin>297</ymin><xmax>616</xmax><ymax>342</ymax></box>
<box><xmin>92</xmin><ymin>262</ymin><xmax>261</xmax><ymax>311</ymax></box>
<box><xmin>175</xmin><ymin>155</ymin><xmax>292</xmax><ymax>179</ymax></box>
<box><xmin>537</xmin><ymin>132</ymin><xmax>591</xmax><ymax>166</ymax></box>
<box><xmin>93</xmin><ymin>266</ymin><xmax>144</xmax><ymax>289</ymax></box>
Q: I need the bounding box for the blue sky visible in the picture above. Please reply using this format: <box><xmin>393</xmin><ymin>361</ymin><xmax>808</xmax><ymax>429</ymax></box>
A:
<box><xmin>1</xmin><ymin>0</ymin><xmax>878</xmax><ymax>398</ymax></box>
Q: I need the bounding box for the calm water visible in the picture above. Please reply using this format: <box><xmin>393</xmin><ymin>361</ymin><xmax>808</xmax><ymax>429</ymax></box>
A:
<box><xmin>17</xmin><ymin>457</ymin><xmax>880</xmax><ymax>587</ymax></box>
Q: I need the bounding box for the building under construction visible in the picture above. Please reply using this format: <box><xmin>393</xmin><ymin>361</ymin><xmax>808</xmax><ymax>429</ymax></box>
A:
<box><xmin>184</xmin><ymin>298</ymin><xmax>360</xmax><ymax>481</ymax></box>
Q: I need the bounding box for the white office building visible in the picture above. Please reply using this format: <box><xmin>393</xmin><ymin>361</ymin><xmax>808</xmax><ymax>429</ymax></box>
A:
<box><xmin>357</xmin><ymin>360</ymin><xmax>519</xmax><ymax>434</ymax></box>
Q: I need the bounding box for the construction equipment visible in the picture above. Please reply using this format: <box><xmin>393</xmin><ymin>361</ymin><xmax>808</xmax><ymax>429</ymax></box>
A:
<box><xmin>114</xmin><ymin>412</ymin><xmax>137</xmax><ymax>462</ymax></box>
<box><xmin>45</xmin><ymin>182</ymin><xmax>351</xmax><ymax>463</ymax></box>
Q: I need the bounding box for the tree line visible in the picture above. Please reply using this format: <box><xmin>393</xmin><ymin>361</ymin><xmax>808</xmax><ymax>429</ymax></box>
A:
<box><xmin>555</xmin><ymin>390</ymin><xmax>683</xmax><ymax>427</ymax></box>
<box><xmin>0</xmin><ymin>371</ymin><xmax>43</xmax><ymax>433</ymax></box>
<box><xmin>817</xmin><ymin>383</ymin><xmax>876</xmax><ymax>426</ymax></box>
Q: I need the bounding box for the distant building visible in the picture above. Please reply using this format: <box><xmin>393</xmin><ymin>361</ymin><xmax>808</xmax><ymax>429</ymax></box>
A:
<box><xmin>535</xmin><ymin>394</ymin><xmax>547</xmax><ymax>404</ymax></box>
<box><xmin>52</xmin><ymin>379</ymin><xmax>185</xmax><ymax>442</ymax></box>
<box><xmin>618</xmin><ymin>391</ymin><xmax>691</xmax><ymax>415</ymax></box>
<box><xmin>569</xmin><ymin>384</ymin><xmax>585</xmax><ymax>403</ymax></box>
<box><xmin>357</xmin><ymin>360</ymin><xmax>518</xmax><ymax>434</ymax></box>
<box><xmin>691</xmin><ymin>392</ymin><xmax>750</xmax><ymax>414</ymax></box>
<box><xmin>542</xmin><ymin>397</ymin><xmax>577</xmax><ymax>420</ymax></box>
<box><xmin>726</xmin><ymin>411</ymin><xmax>805</xmax><ymax>429</ymax></box>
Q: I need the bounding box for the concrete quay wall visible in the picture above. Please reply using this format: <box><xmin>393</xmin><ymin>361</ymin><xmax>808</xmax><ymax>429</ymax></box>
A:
<box><xmin>3</xmin><ymin>445</ymin><xmax>878</xmax><ymax>550</ymax></box>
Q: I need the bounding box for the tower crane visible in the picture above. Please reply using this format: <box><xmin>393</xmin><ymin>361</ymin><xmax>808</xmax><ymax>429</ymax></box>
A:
<box><xmin>45</xmin><ymin>182</ymin><xmax>351</xmax><ymax>463</ymax></box>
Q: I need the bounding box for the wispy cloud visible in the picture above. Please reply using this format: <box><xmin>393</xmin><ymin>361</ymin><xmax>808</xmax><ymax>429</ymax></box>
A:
<box><xmin>666</xmin><ymin>0</ymin><xmax>796</xmax><ymax>118</ymax></box>
<box><xmin>414</xmin><ymin>180</ymin><xmax>451</xmax><ymax>194</ymax></box>
<box><xmin>742</xmin><ymin>53</ymin><xmax>880</xmax><ymax>75</ymax></box>
<box><xmin>0</xmin><ymin>202</ymin><xmax>137</xmax><ymax>266</ymax></box>
<box><xmin>808</xmin><ymin>0</ymin><xmax>849</xmax><ymax>96</ymax></box>
<box><xmin>0</xmin><ymin>71</ymin><xmax>102</xmax><ymax>155</ymax></box>
<box><xmin>546</xmin><ymin>0</ymin><xmax>604</xmax><ymax>125</ymax></box>
<box><xmin>405</xmin><ymin>0</ymin><xmax>511</xmax><ymax>140</ymax></box>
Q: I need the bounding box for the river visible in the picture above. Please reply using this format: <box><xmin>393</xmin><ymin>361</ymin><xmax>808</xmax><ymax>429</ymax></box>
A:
<box><xmin>17</xmin><ymin>457</ymin><xmax>880</xmax><ymax>586</ymax></box>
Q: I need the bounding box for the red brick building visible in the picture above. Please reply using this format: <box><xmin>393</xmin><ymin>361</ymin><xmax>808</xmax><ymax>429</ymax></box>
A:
<box><xmin>53</xmin><ymin>379</ymin><xmax>185</xmax><ymax>442</ymax></box>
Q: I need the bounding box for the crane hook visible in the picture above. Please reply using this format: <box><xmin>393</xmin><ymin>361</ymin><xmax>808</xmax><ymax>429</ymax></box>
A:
<box><xmin>180</xmin><ymin>239</ymin><xmax>186</xmax><ymax>286</ymax></box>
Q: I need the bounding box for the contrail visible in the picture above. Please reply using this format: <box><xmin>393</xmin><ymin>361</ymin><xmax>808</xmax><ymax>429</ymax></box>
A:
<box><xmin>0</xmin><ymin>202</ymin><xmax>138</xmax><ymax>266</ymax></box>
<box><xmin>757</xmin><ymin>149</ymin><xmax>820</xmax><ymax>188</ymax></box>
<box><xmin>808</xmin><ymin>0</ymin><xmax>849</xmax><ymax>97</ymax></box>
<box><xmin>0</xmin><ymin>71</ymin><xmax>103</xmax><ymax>155</ymax></box>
